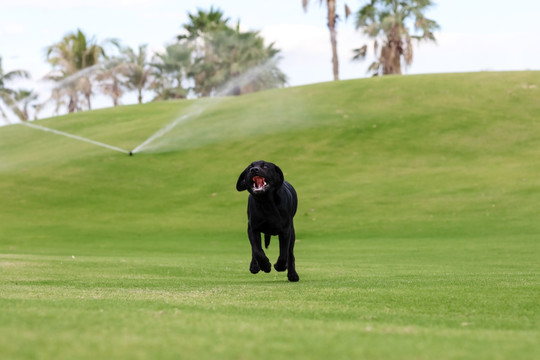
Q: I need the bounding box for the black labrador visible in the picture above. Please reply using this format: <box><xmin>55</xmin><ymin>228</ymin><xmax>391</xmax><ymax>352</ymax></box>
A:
<box><xmin>236</xmin><ymin>160</ymin><xmax>299</xmax><ymax>282</ymax></box>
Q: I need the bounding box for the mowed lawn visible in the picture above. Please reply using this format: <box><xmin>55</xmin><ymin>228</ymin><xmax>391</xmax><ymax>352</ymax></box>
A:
<box><xmin>0</xmin><ymin>72</ymin><xmax>539</xmax><ymax>359</ymax></box>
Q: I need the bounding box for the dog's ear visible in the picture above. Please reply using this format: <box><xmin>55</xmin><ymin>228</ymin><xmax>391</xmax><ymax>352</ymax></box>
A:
<box><xmin>273</xmin><ymin>164</ymin><xmax>284</xmax><ymax>188</ymax></box>
<box><xmin>236</xmin><ymin>168</ymin><xmax>249</xmax><ymax>191</ymax></box>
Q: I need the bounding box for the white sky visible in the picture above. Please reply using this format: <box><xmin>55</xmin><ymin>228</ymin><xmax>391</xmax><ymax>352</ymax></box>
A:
<box><xmin>1</xmin><ymin>0</ymin><xmax>539</xmax><ymax>124</ymax></box>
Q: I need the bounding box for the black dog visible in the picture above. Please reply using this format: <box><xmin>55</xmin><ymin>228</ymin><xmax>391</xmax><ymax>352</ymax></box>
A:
<box><xmin>236</xmin><ymin>160</ymin><xmax>299</xmax><ymax>282</ymax></box>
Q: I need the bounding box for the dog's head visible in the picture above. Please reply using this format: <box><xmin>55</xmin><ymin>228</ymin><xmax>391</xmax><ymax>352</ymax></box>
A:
<box><xmin>236</xmin><ymin>160</ymin><xmax>284</xmax><ymax>195</ymax></box>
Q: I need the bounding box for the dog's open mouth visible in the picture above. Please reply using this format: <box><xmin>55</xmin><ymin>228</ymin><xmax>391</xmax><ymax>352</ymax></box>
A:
<box><xmin>252</xmin><ymin>176</ymin><xmax>268</xmax><ymax>192</ymax></box>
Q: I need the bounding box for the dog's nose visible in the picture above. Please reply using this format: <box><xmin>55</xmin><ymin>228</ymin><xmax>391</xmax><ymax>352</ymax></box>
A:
<box><xmin>250</xmin><ymin>167</ymin><xmax>259</xmax><ymax>175</ymax></box>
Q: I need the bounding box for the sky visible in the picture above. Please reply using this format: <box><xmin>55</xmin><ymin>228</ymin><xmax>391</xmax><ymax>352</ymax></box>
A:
<box><xmin>1</xmin><ymin>0</ymin><xmax>539</xmax><ymax>124</ymax></box>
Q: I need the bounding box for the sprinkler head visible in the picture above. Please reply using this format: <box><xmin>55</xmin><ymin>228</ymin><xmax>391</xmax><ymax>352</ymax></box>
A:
<box><xmin>129</xmin><ymin>151</ymin><xmax>133</xmax><ymax>156</ymax></box>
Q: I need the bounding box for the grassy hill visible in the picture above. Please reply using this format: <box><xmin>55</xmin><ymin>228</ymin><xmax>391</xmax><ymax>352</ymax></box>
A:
<box><xmin>1</xmin><ymin>72</ymin><xmax>539</xmax><ymax>359</ymax></box>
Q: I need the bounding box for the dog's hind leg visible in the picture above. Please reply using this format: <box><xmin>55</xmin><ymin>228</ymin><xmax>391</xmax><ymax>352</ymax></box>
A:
<box><xmin>264</xmin><ymin>234</ymin><xmax>271</xmax><ymax>249</ymax></box>
<box><xmin>286</xmin><ymin>225</ymin><xmax>299</xmax><ymax>282</ymax></box>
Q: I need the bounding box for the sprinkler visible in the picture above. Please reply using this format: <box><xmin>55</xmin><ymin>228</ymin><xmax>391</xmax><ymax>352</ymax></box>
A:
<box><xmin>129</xmin><ymin>151</ymin><xmax>133</xmax><ymax>156</ymax></box>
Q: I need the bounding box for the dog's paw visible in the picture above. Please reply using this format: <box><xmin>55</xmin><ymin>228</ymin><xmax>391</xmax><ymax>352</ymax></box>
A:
<box><xmin>274</xmin><ymin>259</ymin><xmax>287</xmax><ymax>272</ymax></box>
<box><xmin>250</xmin><ymin>259</ymin><xmax>261</xmax><ymax>274</ymax></box>
<box><xmin>255</xmin><ymin>253</ymin><xmax>271</xmax><ymax>273</ymax></box>
<box><xmin>260</xmin><ymin>258</ymin><xmax>272</xmax><ymax>273</ymax></box>
<box><xmin>287</xmin><ymin>270</ymin><xmax>299</xmax><ymax>282</ymax></box>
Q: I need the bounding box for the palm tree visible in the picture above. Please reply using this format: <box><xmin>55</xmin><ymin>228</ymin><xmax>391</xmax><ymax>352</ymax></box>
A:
<box><xmin>179</xmin><ymin>7</ymin><xmax>230</xmax><ymax>97</ymax></box>
<box><xmin>179</xmin><ymin>6</ymin><xmax>230</xmax><ymax>42</ymax></box>
<box><xmin>95</xmin><ymin>58</ymin><xmax>128</xmax><ymax>107</ymax></box>
<box><xmin>122</xmin><ymin>44</ymin><xmax>153</xmax><ymax>104</ymax></box>
<box><xmin>45</xmin><ymin>29</ymin><xmax>106</xmax><ymax>112</ymax></box>
<box><xmin>353</xmin><ymin>0</ymin><xmax>439</xmax><ymax>76</ymax></box>
<box><xmin>150</xmin><ymin>43</ymin><xmax>192</xmax><ymax>100</ymax></box>
<box><xmin>0</xmin><ymin>56</ymin><xmax>30</xmax><ymax>122</ymax></box>
<box><xmin>12</xmin><ymin>90</ymin><xmax>39</xmax><ymax>121</ymax></box>
<box><xmin>302</xmin><ymin>0</ymin><xmax>351</xmax><ymax>81</ymax></box>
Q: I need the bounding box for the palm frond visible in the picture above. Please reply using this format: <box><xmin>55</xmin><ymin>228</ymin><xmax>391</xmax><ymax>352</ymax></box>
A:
<box><xmin>352</xmin><ymin>45</ymin><xmax>368</xmax><ymax>61</ymax></box>
<box><xmin>345</xmin><ymin>4</ymin><xmax>352</xmax><ymax>19</ymax></box>
<box><xmin>4</xmin><ymin>69</ymin><xmax>31</xmax><ymax>81</ymax></box>
<box><xmin>367</xmin><ymin>61</ymin><xmax>381</xmax><ymax>75</ymax></box>
<box><xmin>0</xmin><ymin>91</ymin><xmax>25</xmax><ymax>121</ymax></box>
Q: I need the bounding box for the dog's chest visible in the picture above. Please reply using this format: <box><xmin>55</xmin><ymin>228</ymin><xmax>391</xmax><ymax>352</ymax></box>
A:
<box><xmin>253</xmin><ymin>217</ymin><xmax>282</xmax><ymax>234</ymax></box>
<box><xmin>248</xmin><ymin>201</ymin><xmax>290</xmax><ymax>235</ymax></box>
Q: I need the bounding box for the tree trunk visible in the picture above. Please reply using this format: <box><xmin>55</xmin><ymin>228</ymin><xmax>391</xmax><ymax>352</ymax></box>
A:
<box><xmin>327</xmin><ymin>0</ymin><xmax>339</xmax><ymax>81</ymax></box>
<box><xmin>68</xmin><ymin>95</ymin><xmax>76</xmax><ymax>113</ymax></box>
<box><xmin>381</xmin><ymin>27</ymin><xmax>402</xmax><ymax>75</ymax></box>
<box><xmin>113</xmin><ymin>81</ymin><xmax>119</xmax><ymax>107</ymax></box>
<box><xmin>381</xmin><ymin>43</ymin><xmax>402</xmax><ymax>75</ymax></box>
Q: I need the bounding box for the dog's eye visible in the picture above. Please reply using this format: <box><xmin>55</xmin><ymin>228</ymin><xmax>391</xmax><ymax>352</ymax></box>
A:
<box><xmin>262</xmin><ymin>163</ymin><xmax>268</xmax><ymax>168</ymax></box>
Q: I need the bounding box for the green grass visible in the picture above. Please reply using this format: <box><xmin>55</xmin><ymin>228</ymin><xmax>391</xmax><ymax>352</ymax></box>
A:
<box><xmin>1</xmin><ymin>72</ymin><xmax>539</xmax><ymax>359</ymax></box>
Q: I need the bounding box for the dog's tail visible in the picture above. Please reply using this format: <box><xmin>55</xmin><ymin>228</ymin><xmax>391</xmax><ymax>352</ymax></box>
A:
<box><xmin>264</xmin><ymin>234</ymin><xmax>271</xmax><ymax>249</ymax></box>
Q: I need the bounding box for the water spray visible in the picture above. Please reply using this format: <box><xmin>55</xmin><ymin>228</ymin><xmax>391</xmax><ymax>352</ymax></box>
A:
<box><xmin>129</xmin><ymin>109</ymin><xmax>203</xmax><ymax>154</ymax></box>
<box><xmin>130</xmin><ymin>60</ymin><xmax>279</xmax><ymax>154</ymax></box>
<box><xmin>18</xmin><ymin>60</ymin><xmax>280</xmax><ymax>156</ymax></box>
<box><xmin>22</xmin><ymin>122</ymin><xmax>130</xmax><ymax>155</ymax></box>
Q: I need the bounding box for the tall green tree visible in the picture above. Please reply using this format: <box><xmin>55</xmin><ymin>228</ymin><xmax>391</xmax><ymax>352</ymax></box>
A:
<box><xmin>302</xmin><ymin>0</ymin><xmax>351</xmax><ymax>81</ymax></box>
<box><xmin>180</xmin><ymin>8</ymin><xmax>287</xmax><ymax>97</ymax></box>
<box><xmin>353</xmin><ymin>0</ymin><xmax>439</xmax><ymax>76</ymax></box>
<box><xmin>0</xmin><ymin>56</ymin><xmax>30</xmax><ymax>122</ymax></box>
<box><xmin>179</xmin><ymin>7</ymin><xmax>231</xmax><ymax>97</ymax></box>
<box><xmin>205</xmin><ymin>27</ymin><xmax>287</xmax><ymax>95</ymax></box>
<box><xmin>45</xmin><ymin>29</ymin><xmax>106</xmax><ymax>112</ymax></box>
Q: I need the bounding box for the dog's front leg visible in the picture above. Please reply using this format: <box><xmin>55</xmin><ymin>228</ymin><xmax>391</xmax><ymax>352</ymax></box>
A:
<box><xmin>274</xmin><ymin>229</ymin><xmax>291</xmax><ymax>272</ymax></box>
<box><xmin>248</xmin><ymin>224</ymin><xmax>271</xmax><ymax>273</ymax></box>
